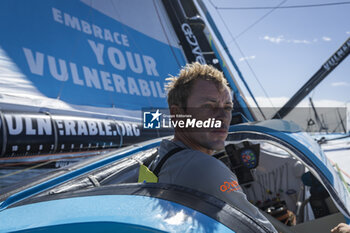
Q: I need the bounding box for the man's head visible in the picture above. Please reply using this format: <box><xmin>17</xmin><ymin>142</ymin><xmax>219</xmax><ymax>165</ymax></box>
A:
<box><xmin>166</xmin><ymin>62</ymin><xmax>233</xmax><ymax>154</ymax></box>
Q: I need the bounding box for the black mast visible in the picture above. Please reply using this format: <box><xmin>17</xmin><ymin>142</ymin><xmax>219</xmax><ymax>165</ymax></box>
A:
<box><xmin>273</xmin><ymin>37</ymin><xmax>350</xmax><ymax>119</ymax></box>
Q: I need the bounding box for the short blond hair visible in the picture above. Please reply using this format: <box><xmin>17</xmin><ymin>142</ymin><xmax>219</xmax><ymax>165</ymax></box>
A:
<box><xmin>166</xmin><ymin>62</ymin><xmax>228</xmax><ymax>109</ymax></box>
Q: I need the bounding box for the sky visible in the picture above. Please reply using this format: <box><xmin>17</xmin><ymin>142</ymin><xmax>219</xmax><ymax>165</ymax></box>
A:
<box><xmin>203</xmin><ymin>0</ymin><xmax>350</xmax><ymax>110</ymax></box>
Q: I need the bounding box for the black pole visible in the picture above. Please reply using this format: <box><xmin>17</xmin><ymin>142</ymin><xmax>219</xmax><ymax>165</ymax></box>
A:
<box><xmin>273</xmin><ymin>37</ymin><xmax>350</xmax><ymax>119</ymax></box>
<box><xmin>337</xmin><ymin>108</ymin><xmax>347</xmax><ymax>133</ymax></box>
<box><xmin>309</xmin><ymin>97</ymin><xmax>328</xmax><ymax>132</ymax></box>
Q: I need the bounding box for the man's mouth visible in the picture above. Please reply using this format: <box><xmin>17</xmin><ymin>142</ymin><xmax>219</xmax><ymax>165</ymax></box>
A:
<box><xmin>211</xmin><ymin>127</ymin><xmax>228</xmax><ymax>135</ymax></box>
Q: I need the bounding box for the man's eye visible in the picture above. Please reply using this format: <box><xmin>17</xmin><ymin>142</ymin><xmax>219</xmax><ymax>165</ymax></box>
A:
<box><xmin>203</xmin><ymin>104</ymin><xmax>215</xmax><ymax>109</ymax></box>
<box><xmin>225</xmin><ymin>106</ymin><xmax>233</xmax><ymax>111</ymax></box>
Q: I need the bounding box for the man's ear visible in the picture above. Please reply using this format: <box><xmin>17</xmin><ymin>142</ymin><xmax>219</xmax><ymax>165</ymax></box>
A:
<box><xmin>170</xmin><ymin>105</ymin><xmax>185</xmax><ymax>116</ymax></box>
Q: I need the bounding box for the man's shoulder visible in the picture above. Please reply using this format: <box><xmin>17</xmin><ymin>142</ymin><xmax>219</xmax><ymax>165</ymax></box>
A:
<box><xmin>159</xmin><ymin>139</ymin><xmax>229</xmax><ymax>170</ymax></box>
<box><xmin>178</xmin><ymin>149</ymin><xmax>224</xmax><ymax>169</ymax></box>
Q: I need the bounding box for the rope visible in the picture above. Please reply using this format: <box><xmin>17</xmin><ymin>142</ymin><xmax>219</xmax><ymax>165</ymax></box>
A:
<box><xmin>335</xmin><ymin>163</ymin><xmax>350</xmax><ymax>193</ymax></box>
<box><xmin>0</xmin><ymin>160</ymin><xmax>56</xmax><ymax>179</ymax></box>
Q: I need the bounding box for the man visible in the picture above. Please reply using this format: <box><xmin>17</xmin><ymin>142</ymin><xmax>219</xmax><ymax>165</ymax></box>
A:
<box><xmin>150</xmin><ymin>62</ymin><xmax>276</xmax><ymax>232</ymax></box>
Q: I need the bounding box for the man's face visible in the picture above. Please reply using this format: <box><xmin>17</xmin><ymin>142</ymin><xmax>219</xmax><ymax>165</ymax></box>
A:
<box><xmin>183</xmin><ymin>79</ymin><xmax>233</xmax><ymax>152</ymax></box>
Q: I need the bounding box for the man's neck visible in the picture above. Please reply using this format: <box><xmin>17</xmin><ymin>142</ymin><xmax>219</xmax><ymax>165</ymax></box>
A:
<box><xmin>173</xmin><ymin>133</ymin><xmax>213</xmax><ymax>155</ymax></box>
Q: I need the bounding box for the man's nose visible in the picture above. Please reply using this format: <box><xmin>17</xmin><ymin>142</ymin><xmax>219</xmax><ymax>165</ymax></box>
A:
<box><xmin>215</xmin><ymin>107</ymin><xmax>231</xmax><ymax>122</ymax></box>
